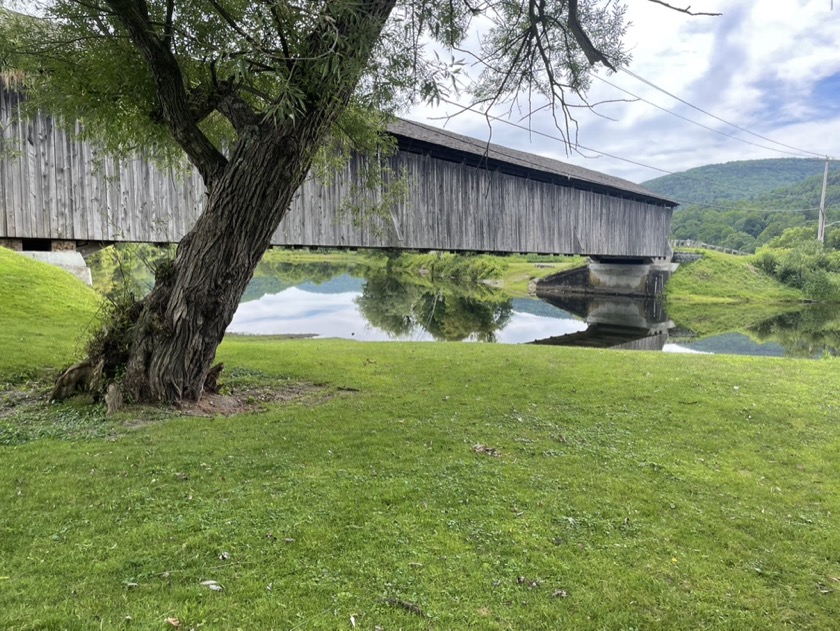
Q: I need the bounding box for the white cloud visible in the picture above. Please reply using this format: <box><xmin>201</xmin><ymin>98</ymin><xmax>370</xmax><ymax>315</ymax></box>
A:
<box><xmin>407</xmin><ymin>0</ymin><xmax>840</xmax><ymax>183</ymax></box>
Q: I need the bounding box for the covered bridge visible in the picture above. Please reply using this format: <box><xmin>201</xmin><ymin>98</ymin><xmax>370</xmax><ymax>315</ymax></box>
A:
<box><xmin>1</xmin><ymin>80</ymin><xmax>676</xmax><ymax>259</ymax></box>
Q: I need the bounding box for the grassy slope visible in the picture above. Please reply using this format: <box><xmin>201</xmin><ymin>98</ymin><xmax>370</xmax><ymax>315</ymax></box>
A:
<box><xmin>666</xmin><ymin>250</ymin><xmax>805</xmax><ymax>338</ymax></box>
<box><xmin>0</xmin><ymin>248</ymin><xmax>100</xmax><ymax>380</ymax></box>
<box><xmin>496</xmin><ymin>255</ymin><xmax>586</xmax><ymax>296</ymax></box>
<box><xmin>2</xmin><ymin>251</ymin><xmax>840</xmax><ymax>629</ymax></box>
<box><xmin>667</xmin><ymin>250</ymin><xmax>802</xmax><ymax>304</ymax></box>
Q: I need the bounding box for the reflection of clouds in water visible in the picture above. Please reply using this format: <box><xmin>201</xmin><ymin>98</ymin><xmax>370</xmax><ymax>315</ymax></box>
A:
<box><xmin>228</xmin><ymin>287</ymin><xmax>584</xmax><ymax>344</ymax></box>
<box><xmin>496</xmin><ymin>313</ymin><xmax>587</xmax><ymax>344</ymax></box>
<box><xmin>228</xmin><ymin>287</ymin><xmax>402</xmax><ymax>340</ymax></box>
<box><xmin>663</xmin><ymin>344</ymin><xmax>710</xmax><ymax>354</ymax></box>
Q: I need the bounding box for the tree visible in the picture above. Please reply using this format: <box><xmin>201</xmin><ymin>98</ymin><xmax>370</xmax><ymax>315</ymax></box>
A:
<box><xmin>0</xmin><ymin>0</ymin><xmax>709</xmax><ymax>403</ymax></box>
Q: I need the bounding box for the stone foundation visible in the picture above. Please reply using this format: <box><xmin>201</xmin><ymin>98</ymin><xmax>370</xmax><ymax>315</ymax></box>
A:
<box><xmin>0</xmin><ymin>238</ymin><xmax>23</xmax><ymax>251</ymax></box>
<box><xmin>536</xmin><ymin>259</ymin><xmax>679</xmax><ymax>298</ymax></box>
<box><xmin>51</xmin><ymin>240</ymin><xmax>77</xmax><ymax>251</ymax></box>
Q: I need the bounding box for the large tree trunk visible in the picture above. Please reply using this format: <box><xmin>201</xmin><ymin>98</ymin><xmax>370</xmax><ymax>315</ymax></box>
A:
<box><xmin>122</xmin><ymin>124</ymin><xmax>324</xmax><ymax>402</ymax></box>
<box><xmin>60</xmin><ymin>0</ymin><xmax>399</xmax><ymax>404</ymax></box>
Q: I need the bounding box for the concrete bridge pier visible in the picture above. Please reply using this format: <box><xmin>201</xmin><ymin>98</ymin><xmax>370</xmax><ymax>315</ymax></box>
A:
<box><xmin>536</xmin><ymin>256</ymin><xmax>678</xmax><ymax>298</ymax></box>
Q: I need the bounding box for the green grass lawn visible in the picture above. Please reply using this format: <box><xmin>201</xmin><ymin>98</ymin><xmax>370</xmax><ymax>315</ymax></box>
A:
<box><xmin>2</xmin><ymin>250</ymin><xmax>840</xmax><ymax>629</ymax></box>
<box><xmin>496</xmin><ymin>255</ymin><xmax>586</xmax><ymax>296</ymax></box>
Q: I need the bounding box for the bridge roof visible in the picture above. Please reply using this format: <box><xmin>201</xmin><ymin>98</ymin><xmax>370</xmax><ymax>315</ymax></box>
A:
<box><xmin>389</xmin><ymin>119</ymin><xmax>677</xmax><ymax>207</ymax></box>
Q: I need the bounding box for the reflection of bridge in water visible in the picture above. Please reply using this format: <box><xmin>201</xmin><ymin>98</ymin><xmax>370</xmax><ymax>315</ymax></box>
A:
<box><xmin>530</xmin><ymin>294</ymin><xmax>673</xmax><ymax>351</ymax></box>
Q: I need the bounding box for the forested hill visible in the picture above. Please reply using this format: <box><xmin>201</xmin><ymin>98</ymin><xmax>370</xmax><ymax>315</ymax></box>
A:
<box><xmin>668</xmin><ymin>168</ymin><xmax>840</xmax><ymax>252</ymax></box>
<box><xmin>641</xmin><ymin>158</ymin><xmax>835</xmax><ymax>205</ymax></box>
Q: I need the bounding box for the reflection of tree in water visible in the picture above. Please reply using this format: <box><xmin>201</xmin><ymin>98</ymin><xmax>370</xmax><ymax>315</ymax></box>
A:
<box><xmin>355</xmin><ymin>271</ymin><xmax>418</xmax><ymax>336</ymax></box>
<box><xmin>242</xmin><ymin>261</ymin><xmax>358</xmax><ymax>302</ymax></box>
<box><xmin>357</xmin><ymin>266</ymin><xmax>512</xmax><ymax>341</ymax></box>
<box><xmin>749</xmin><ymin>306</ymin><xmax>840</xmax><ymax>357</ymax></box>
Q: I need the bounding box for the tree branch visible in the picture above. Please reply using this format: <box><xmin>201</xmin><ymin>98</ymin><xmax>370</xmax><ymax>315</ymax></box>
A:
<box><xmin>217</xmin><ymin>91</ymin><xmax>260</xmax><ymax>132</ymax></box>
<box><xmin>103</xmin><ymin>0</ymin><xmax>227</xmax><ymax>185</ymax></box>
<box><xmin>646</xmin><ymin>0</ymin><xmax>722</xmax><ymax>16</ymax></box>
<box><xmin>205</xmin><ymin>0</ymin><xmax>260</xmax><ymax>49</ymax></box>
<box><xmin>567</xmin><ymin>0</ymin><xmax>616</xmax><ymax>71</ymax></box>
<box><xmin>266</xmin><ymin>2</ymin><xmax>294</xmax><ymax>72</ymax></box>
<box><xmin>162</xmin><ymin>0</ymin><xmax>174</xmax><ymax>48</ymax></box>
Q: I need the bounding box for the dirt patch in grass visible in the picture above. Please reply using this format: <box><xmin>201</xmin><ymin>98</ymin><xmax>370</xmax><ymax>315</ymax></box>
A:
<box><xmin>176</xmin><ymin>383</ymin><xmax>324</xmax><ymax>418</ymax></box>
<box><xmin>0</xmin><ymin>381</ymin><xmax>52</xmax><ymax>419</ymax></box>
<box><xmin>1</xmin><ymin>380</ymin><xmax>335</xmax><ymax>443</ymax></box>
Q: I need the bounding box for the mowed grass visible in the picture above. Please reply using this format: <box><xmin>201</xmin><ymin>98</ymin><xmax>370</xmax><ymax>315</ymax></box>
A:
<box><xmin>0</xmin><ymin>248</ymin><xmax>101</xmax><ymax>381</ymax></box>
<box><xmin>496</xmin><ymin>255</ymin><xmax>586</xmax><ymax>296</ymax></box>
<box><xmin>2</xmin><ymin>340</ymin><xmax>840</xmax><ymax>629</ymax></box>
<box><xmin>2</xmin><ymin>251</ymin><xmax>840</xmax><ymax>629</ymax></box>
<box><xmin>667</xmin><ymin>249</ymin><xmax>802</xmax><ymax>304</ymax></box>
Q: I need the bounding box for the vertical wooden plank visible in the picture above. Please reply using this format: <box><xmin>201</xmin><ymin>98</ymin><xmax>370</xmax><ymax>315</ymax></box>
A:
<box><xmin>53</xmin><ymin>117</ymin><xmax>67</xmax><ymax>239</ymax></box>
<box><xmin>0</xmin><ymin>85</ymin><xmax>10</xmax><ymax>237</ymax></box>
<box><xmin>43</xmin><ymin>114</ymin><xmax>57</xmax><ymax>239</ymax></box>
<box><xmin>10</xmin><ymin>103</ymin><xmax>23</xmax><ymax>239</ymax></box>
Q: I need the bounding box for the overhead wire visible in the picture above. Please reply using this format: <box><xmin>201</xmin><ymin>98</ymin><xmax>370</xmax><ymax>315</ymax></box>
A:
<box><xmin>591</xmin><ymin>73</ymin><xmax>818</xmax><ymax>159</ymax></box>
<box><xmin>595</xmin><ymin>67</ymin><xmax>838</xmax><ymax>206</ymax></box>
<box><xmin>434</xmin><ymin>97</ymin><xmax>829</xmax><ymax>213</ymax></box>
<box><xmin>617</xmin><ymin>66</ymin><xmax>835</xmax><ymax>161</ymax></box>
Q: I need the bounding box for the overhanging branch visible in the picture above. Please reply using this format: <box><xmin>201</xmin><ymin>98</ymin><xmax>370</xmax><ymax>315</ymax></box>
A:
<box><xmin>103</xmin><ymin>0</ymin><xmax>227</xmax><ymax>185</ymax></box>
<box><xmin>646</xmin><ymin>0</ymin><xmax>722</xmax><ymax>17</ymax></box>
<box><xmin>567</xmin><ymin>0</ymin><xmax>616</xmax><ymax>71</ymax></box>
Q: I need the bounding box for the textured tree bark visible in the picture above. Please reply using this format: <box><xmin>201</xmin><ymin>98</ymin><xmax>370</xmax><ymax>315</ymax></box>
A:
<box><xmin>90</xmin><ymin>0</ymin><xmax>399</xmax><ymax>403</ymax></box>
<box><xmin>121</xmin><ymin>124</ymin><xmax>322</xmax><ymax>402</ymax></box>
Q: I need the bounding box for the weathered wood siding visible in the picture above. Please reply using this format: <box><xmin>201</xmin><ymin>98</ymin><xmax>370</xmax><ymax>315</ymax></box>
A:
<box><xmin>279</xmin><ymin>152</ymin><xmax>672</xmax><ymax>257</ymax></box>
<box><xmin>1</xmin><ymin>86</ymin><xmax>204</xmax><ymax>244</ymax></box>
<box><xmin>1</xmin><ymin>85</ymin><xmax>673</xmax><ymax>258</ymax></box>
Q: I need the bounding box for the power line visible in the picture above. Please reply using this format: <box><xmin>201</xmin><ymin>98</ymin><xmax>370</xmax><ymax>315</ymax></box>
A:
<box><xmin>434</xmin><ymin>98</ymin><xmax>830</xmax><ymax>213</ymax></box>
<box><xmin>618</xmin><ymin>67</ymin><xmax>835</xmax><ymax>160</ymax></box>
<box><xmin>587</xmin><ymin>72</ymin><xmax>834</xmax><ymax>202</ymax></box>
<box><xmin>591</xmin><ymin>73</ymin><xmax>817</xmax><ymax>159</ymax></box>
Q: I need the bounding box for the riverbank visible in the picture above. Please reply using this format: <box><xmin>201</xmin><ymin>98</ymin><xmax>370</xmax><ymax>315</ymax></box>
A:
<box><xmin>2</xmin><ymin>249</ymin><xmax>840</xmax><ymax>629</ymax></box>
<box><xmin>256</xmin><ymin>247</ymin><xmax>585</xmax><ymax>297</ymax></box>
<box><xmin>666</xmin><ymin>249</ymin><xmax>803</xmax><ymax>304</ymax></box>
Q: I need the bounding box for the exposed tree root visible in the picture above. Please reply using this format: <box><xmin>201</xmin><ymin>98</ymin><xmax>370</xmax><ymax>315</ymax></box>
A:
<box><xmin>50</xmin><ymin>358</ymin><xmax>104</xmax><ymax>401</ymax></box>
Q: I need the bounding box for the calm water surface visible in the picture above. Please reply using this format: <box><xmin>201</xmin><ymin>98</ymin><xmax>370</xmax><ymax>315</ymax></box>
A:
<box><xmin>227</xmin><ymin>266</ymin><xmax>838</xmax><ymax>358</ymax></box>
<box><xmin>229</xmin><ymin>275</ymin><xmax>589</xmax><ymax>343</ymax></box>
<box><xmin>88</xmin><ymin>251</ymin><xmax>836</xmax><ymax>358</ymax></box>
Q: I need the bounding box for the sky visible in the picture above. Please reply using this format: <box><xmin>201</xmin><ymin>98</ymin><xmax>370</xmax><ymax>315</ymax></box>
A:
<box><xmin>405</xmin><ymin>0</ymin><xmax>840</xmax><ymax>184</ymax></box>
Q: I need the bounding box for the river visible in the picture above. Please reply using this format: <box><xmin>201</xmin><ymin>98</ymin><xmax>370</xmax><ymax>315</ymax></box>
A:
<box><xmin>88</xmin><ymin>248</ymin><xmax>840</xmax><ymax>358</ymax></box>
<box><xmin>223</xmin><ymin>258</ymin><xmax>840</xmax><ymax>358</ymax></box>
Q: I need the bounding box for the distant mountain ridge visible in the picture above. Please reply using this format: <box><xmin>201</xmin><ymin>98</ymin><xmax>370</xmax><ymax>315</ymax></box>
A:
<box><xmin>647</xmin><ymin>158</ymin><xmax>840</xmax><ymax>252</ymax></box>
<box><xmin>641</xmin><ymin>158</ymin><xmax>836</xmax><ymax>206</ymax></box>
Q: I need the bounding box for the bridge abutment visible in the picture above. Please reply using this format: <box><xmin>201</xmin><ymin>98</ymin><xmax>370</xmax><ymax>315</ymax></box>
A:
<box><xmin>536</xmin><ymin>259</ymin><xmax>678</xmax><ymax>298</ymax></box>
<box><xmin>0</xmin><ymin>238</ymin><xmax>23</xmax><ymax>251</ymax></box>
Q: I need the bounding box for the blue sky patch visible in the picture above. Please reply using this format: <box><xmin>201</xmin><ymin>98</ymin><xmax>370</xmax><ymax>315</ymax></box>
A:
<box><xmin>810</xmin><ymin>72</ymin><xmax>840</xmax><ymax>118</ymax></box>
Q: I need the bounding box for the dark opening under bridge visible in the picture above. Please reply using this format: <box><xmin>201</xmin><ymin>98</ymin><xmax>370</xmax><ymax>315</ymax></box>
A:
<box><xmin>0</xmin><ymin>81</ymin><xmax>676</xmax><ymax>262</ymax></box>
